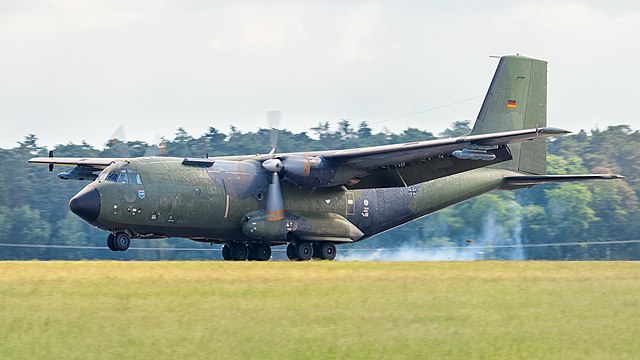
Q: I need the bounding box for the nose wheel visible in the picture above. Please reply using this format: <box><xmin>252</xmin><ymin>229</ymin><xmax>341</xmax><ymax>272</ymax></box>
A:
<box><xmin>106</xmin><ymin>233</ymin><xmax>116</xmax><ymax>251</ymax></box>
<box><xmin>107</xmin><ymin>232</ymin><xmax>131</xmax><ymax>252</ymax></box>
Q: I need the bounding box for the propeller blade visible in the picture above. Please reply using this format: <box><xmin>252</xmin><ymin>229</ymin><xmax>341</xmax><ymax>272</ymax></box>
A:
<box><xmin>48</xmin><ymin>150</ymin><xmax>54</xmax><ymax>172</ymax></box>
<box><xmin>265</xmin><ymin>172</ymin><xmax>285</xmax><ymax>222</ymax></box>
<box><xmin>266</xmin><ymin>110</ymin><xmax>281</xmax><ymax>156</ymax></box>
<box><xmin>269</xmin><ymin>129</ymin><xmax>278</xmax><ymax>153</ymax></box>
<box><xmin>109</xmin><ymin>124</ymin><xmax>131</xmax><ymax>158</ymax></box>
<box><xmin>266</xmin><ymin>110</ymin><xmax>281</xmax><ymax>129</ymax></box>
<box><xmin>143</xmin><ymin>133</ymin><xmax>166</xmax><ymax>157</ymax></box>
<box><xmin>263</xmin><ymin>110</ymin><xmax>285</xmax><ymax>221</ymax></box>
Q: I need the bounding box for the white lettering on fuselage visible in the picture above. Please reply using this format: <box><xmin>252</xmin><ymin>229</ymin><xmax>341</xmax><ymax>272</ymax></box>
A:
<box><xmin>362</xmin><ymin>199</ymin><xmax>369</xmax><ymax>218</ymax></box>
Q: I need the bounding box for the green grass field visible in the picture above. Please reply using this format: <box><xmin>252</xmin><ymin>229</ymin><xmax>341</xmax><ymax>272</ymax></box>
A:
<box><xmin>0</xmin><ymin>261</ymin><xmax>639</xmax><ymax>359</ymax></box>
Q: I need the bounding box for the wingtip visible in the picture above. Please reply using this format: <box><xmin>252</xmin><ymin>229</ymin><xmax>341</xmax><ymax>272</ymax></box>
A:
<box><xmin>540</xmin><ymin>127</ymin><xmax>571</xmax><ymax>135</ymax></box>
<box><xmin>599</xmin><ymin>174</ymin><xmax>624</xmax><ymax>180</ymax></box>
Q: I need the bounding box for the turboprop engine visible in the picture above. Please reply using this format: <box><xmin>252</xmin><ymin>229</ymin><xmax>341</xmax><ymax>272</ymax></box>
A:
<box><xmin>250</xmin><ymin>111</ymin><xmax>364</xmax><ymax>245</ymax></box>
<box><xmin>263</xmin><ymin>155</ymin><xmax>337</xmax><ymax>187</ymax></box>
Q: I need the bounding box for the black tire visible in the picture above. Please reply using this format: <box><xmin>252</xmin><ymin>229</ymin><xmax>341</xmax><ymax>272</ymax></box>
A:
<box><xmin>231</xmin><ymin>243</ymin><xmax>248</xmax><ymax>261</ymax></box>
<box><xmin>222</xmin><ymin>244</ymin><xmax>232</xmax><ymax>261</ymax></box>
<box><xmin>286</xmin><ymin>243</ymin><xmax>296</xmax><ymax>260</ymax></box>
<box><xmin>295</xmin><ymin>242</ymin><xmax>313</xmax><ymax>261</ymax></box>
<box><xmin>114</xmin><ymin>232</ymin><xmax>130</xmax><ymax>251</ymax></box>
<box><xmin>318</xmin><ymin>242</ymin><xmax>337</xmax><ymax>260</ymax></box>
<box><xmin>106</xmin><ymin>233</ymin><xmax>117</xmax><ymax>252</ymax></box>
<box><xmin>254</xmin><ymin>244</ymin><xmax>271</xmax><ymax>261</ymax></box>
<box><xmin>248</xmin><ymin>244</ymin><xmax>271</xmax><ymax>261</ymax></box>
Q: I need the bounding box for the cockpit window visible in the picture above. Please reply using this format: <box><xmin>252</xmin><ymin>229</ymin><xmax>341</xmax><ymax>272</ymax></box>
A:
<box><xmin>117</xmin><ymin>170</ymin><xmax>129</xmax><ymax>184</ymax></box>
<box><xmin>97</xmin><ymin>170</ymin><xmax>109</xmax><ymax>181</ymax></box>
<box><xmin>105</xmin><ymin>171</ymin><xmax>118</xmax><ymax>182</ymax></box>
<box><xmin>100</xmin><ymin>168</ymin><xmax>143</xmax><ymax>184</ymax></box>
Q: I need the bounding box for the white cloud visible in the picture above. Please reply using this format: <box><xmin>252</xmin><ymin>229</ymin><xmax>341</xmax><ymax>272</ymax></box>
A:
<box><xmin>0</xmin><ymin>0</ymin><xmax>639</xmax><ymax>148</ymax></box>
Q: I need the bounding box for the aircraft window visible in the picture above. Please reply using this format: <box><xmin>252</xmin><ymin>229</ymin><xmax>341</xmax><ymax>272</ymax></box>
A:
<box><xmin>97</xmin><ymin>170</ymin><xmax>109</xmax><ymax>181</ymax></box>
<box><xmin>135</xmin><ymin>174</ymin><xmax>143</xmax><ymax>185</ymax></box>
<box><xmin>118</xmin><ymin>170</ymin><xmax>129</xmax><ymax>184</ymax></box>
<box><xmin>106</xmin><ymin>171</ymin><xmax>118</xmax><ymax>182</ymax></box>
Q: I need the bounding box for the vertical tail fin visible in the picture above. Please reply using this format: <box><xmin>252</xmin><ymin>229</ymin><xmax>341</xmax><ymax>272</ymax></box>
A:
<box><xmin>470</xmin><ymin>55</ymin><xmax>547</xmax><ymax>175</ymax></box>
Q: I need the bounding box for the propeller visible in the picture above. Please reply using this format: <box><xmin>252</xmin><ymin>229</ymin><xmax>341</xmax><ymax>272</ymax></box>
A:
<box><xmin>266</xmin><ymin>110</ymin><xmax>281</xmax><ymax>157</ymax></box>
<box><xmin>143</xmin><ymin>133</ymin><xmax>166</xmax><ymax>157</ymax></box>
<box><xmin>108</xmin><ymin>125</ymin><xmax>166</xmax><ymax>158</ymax></box>
<box><xmin>109</xmin><ymin>124</ymin><xmax>131</xmax><ymax>158</ymax></box>
<box><xmin>262</xmin><ymin>111</ymin><xmax>285</xmax><ymax>222</ymax></box>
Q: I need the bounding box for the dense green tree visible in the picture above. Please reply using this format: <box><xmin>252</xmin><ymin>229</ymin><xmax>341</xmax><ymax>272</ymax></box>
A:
<box><xmin>0</xmin><ymin>121</ymin><xmax>638</xmax><ymax>260</ymax></box>
<box><xmin>439</xmin><ymin>120</ymin><xmax>471</xmax><ymax>138</ymax></box>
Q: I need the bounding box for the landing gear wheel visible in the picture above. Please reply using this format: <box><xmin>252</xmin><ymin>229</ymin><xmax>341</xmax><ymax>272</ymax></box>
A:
<box><xmin>114</xmin><ymin>232</ymin><xmax>130</xmax><ymax>251</ymax></box>
<box><xmin>249</xmin><ymin>243</ymin><xmax>272</xmax><ymax>261</ymax></box>
<box><xmin>286</xmin><ymin>243</ymin><xmax>296</xmax><ymax>260</ymax></box>
<box><xmin>230</xmin><ymin>242</ymin><xmax>248</xmax><ymax>261</ymax></box>
<box><xmin>222</xmin><ymin>244</ymin><xmax>232</xmax><ymax>261</ymax></box>
<box><xmin>295</xmin><ymin>242</ymin><xmax>313</xmax><ymax>261</ymax></box>
<box><xmin>317</xmin><ymin>242</ymin><xmax>337</xmax><ymax>260</ymax></box>
<box><xmin>106</xmin><ymin>233</ymin><xmax>117</xmax><ymax>252</ymax></box>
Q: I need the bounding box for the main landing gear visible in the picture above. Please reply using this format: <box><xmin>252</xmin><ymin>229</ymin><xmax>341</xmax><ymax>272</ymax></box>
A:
<box><xmin>287</xmin><ymin>242</ymin><xmax>337</xmax><ymax>261</ymax></box>
<box><xmin>220</xmin><ymin>242</ymin><xmax>337</xmax><ymax>261</ymax></box>
<box><xmin>222</xmin><ymin>242</ymin><xmax>272</xmax><ymax>261</ymax></box>
<box><xmin>107</xmin><ymin>232</ymin><xmax>131</xmax><ymax>252</ymax></box>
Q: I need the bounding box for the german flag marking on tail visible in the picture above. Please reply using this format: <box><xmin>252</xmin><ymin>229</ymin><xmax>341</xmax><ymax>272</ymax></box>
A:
<box><xmin>507</xmin><ymin>99</ymin><xmax>517</xmax><ymax>108</ymax></box>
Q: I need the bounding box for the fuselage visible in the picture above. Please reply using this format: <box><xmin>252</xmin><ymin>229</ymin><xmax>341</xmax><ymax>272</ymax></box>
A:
<box><xmin>71</xmin><ymin>157</ymin><xmax>518</xmax><ymax>245</ymax></box>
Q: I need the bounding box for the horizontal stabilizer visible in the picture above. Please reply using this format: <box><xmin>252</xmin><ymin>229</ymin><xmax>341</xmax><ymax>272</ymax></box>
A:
<box><xmin>504</xmin><ymin>174</ymin><xmax>623</xmax><ymax>186</ymax></box>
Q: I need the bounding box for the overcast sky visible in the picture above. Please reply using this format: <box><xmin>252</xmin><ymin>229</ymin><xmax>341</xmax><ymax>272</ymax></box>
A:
<box><xmin>1</xmin><ymin>0</ymin><xmax>639</xmax><ymax>149</ymax></box>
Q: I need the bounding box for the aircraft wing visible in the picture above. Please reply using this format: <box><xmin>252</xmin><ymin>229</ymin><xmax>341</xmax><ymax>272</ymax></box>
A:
<box><xmin>321</xmin><ymin>127</ymin><xmax>568</xmax><ymax>167</ymax></box>
<box><xmin>28</xmin><ymin>157</ymin><xmax>126</xmax><ymax>180</ymax></box>
<box><xmin>308</xmin><ymin>127</ymin><xmax>569</xmax><ymax>189</ymax></box>
<box><xmin>28</xmin><ymin>157</ymin><xmax>123</xmax><ymax>168</ymax></box>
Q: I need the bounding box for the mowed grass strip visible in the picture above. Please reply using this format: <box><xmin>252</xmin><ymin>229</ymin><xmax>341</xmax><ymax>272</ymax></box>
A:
<box><xmin>0</xmin><ymin>261</ymin><xmax>639</xmax><ymax>360</ymax></box>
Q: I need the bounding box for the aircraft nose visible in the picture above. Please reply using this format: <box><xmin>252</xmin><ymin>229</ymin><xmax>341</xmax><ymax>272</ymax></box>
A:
<box><xmin>69</xmin><ymin>187</ymin><xmax>101</xmax><ymax>223</ymax></box>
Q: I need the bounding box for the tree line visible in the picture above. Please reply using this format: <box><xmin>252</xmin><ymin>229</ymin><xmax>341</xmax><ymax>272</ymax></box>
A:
<box><xmin>0</xmin><ymin>120</ymin><xmax>637</xmax><ymax>260</ymax></box>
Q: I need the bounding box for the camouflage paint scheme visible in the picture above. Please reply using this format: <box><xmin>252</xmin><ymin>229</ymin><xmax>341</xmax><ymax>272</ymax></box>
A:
<box><xmin>29</xmin><ymin>55</ymin><xmax>621</xmax><ymax>260</ymax></box>
<box><xmin>86</xmin><ymin>159</ymin><xmax>516</xmax><ymax>241</ymax></box>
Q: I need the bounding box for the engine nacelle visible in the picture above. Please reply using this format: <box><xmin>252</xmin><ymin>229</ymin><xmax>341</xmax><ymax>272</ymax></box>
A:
<box><xmin>280</xmin><ymin>155</ymin><xmax>337</xmax><ymax>187</ymax></box>
<box><xmin>57</xmin><ymin>166</ymin><xmax>100</xmax><ymax>181</ymax></box>
<box><xmin>242</xmin><ymin>210</ymin><xmax>364</xmax><ymax>242</ymax></box>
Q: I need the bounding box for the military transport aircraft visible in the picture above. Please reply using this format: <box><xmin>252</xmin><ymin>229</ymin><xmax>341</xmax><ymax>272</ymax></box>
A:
<box><xmin>29</xmin><ymin>55</ymin><xmax>621</xmax><ymax>261</ymax></box>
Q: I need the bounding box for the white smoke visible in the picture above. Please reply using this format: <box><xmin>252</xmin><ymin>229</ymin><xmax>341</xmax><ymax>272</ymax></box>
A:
<box><xmin>339</xmin><ymin>213</ymin><xmax>525</xmax><ymax>261</ymax></box>
<box><xmin>338</xmin><ymin>246</ymin><xmax>481</xmax><ymax>261</ymax></box>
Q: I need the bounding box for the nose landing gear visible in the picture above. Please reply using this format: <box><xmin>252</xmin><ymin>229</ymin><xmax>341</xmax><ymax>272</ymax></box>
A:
<box><xmin>106</xmin><ymin>232</ymin><xmax>131</xmax><ymax>252</ymax></box>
